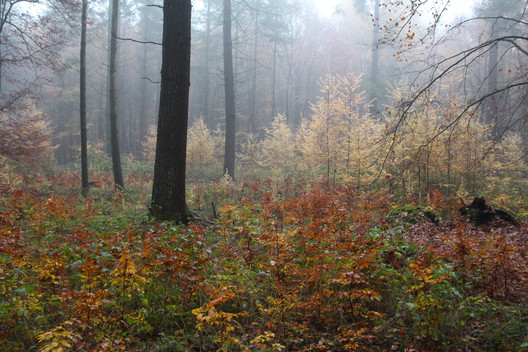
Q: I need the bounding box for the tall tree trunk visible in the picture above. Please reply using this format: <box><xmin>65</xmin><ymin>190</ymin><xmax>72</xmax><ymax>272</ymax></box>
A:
<box><xmin>203</xmin><ymin>0</ymin><xmax>212</xmax><ymax>127</ymax></box>
<box><xmin>285</xmin><ymin>47</ymin><xmax>291</xmax><ymax>123</ymax></box>
<box><xmin>223</xmin><ymin>0</ymin><xmax>236</xmax><ymax>179</ymax></box>
<box><xmin>138</xmin><ymin>3</ymin><xmax>149</xmax><ymax>159</ymax></box>
<box><xmin>80</xmin><ymin>0</ymin><xmax>89</xmax><ymax>196</ymax></box>
<box><xmin>104</xmin><ymin>0</ymin><xmax>113</xmax><ymax>155</ymax></box>
<box><xmin>150</xmin><ymin>0</ymin><xmax>192</xmax><ymax>222</ymax></box>
<box><xmin>0</xmin><ymin>1</ymin><xmax>3</xmax><ymax>93</ymax></box>
<box><xmin>370</xmin><ymin>0</ymin><xmax>381</xmax><ymax>118</ymax></box>
<box><xmin>325</xmin><ymin>87</ymin><xmax>330</xmax><ymax>190</ymax></box>
<box><xmin>0</xmin><ymin>38</ymin><xmax>3</xmax><ymax>93</ymax></box>
<box><xmin>97</xmin><ymin>79</ymin><xmax>106</xmax><ymax>143</ymax></box>
<box><xmin>485</xmin><ymin>32</ymin><xmax>499</xmax><ymax>125</ymax></box>
<box><xmin>109</xmin><ymin>0</ymin><xmax>124</xmax><ymax>189</ymax></box>
<box><xmin>249</xmin><ymin>7</ymin><xmax>259</xmax><ymax>133</ymax></box>
<box><xmin>271</xmin><ymin>40</ymin><xmax>277</xmax><ymax>118</ymax></box>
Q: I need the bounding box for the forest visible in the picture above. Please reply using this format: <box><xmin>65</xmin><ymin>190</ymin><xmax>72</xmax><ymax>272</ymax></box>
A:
<box><xmin>0</xmin><ymin>0</ymin><xmax>527</xmax><ymax>351</ymax></box>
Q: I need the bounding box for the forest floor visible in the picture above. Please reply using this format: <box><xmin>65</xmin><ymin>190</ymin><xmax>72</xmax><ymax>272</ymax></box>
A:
<box><xmin>1</xmin><ymin>174</ymin><xmax>527</xmax><ymax>351</ymax></box>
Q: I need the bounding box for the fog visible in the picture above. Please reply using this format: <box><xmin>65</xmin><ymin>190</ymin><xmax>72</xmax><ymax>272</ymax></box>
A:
<box><xmin>1</xmin><ymin>0</ymin><xmax>526</xmax><ymax>201</ymax></box>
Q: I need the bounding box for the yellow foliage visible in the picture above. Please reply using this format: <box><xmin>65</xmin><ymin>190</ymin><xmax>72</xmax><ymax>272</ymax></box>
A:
<box><xmin>187</xmin><ymin>117</ymin><xmax>217</xmax><ymax>172</ymax></box>
<box><xmin>237</xmin><ymin>132</ymin><xmax>261</xmax><ymax>171</ymax></box>
<box><xmin>260</xmin><ymin>114</ymin><xmax>296</xmax><ymax>177</ymax></box>
<box><xmin>141</xmin><ymin>124</ymin><xmax>157</xmax><ymax>163</ymax></box>
<box><xmin>37</xmin><ymin>321</ymin><xmax>81</xmax><ymax>352</ymax></box>
<box><xmin>296</xmin><ymin>73</ymin><xmax>378</xmax><ymax>187</ymax></box>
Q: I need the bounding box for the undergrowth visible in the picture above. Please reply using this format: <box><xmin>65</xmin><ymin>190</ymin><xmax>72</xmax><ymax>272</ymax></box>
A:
<box><xmin>0</xmin><ymin>176</ymin><xmax>527</xmax><ymax>351</ymax></box>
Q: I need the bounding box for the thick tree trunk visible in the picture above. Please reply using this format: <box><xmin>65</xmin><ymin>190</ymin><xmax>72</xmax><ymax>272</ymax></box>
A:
<box><xmin>223</xmin><ymin>0</ymin><xmax>236</xmax><ymax>179</ymax></box>
<box><xmin>150</xmin><ymin>0</ymin><xmax>192</xmax><ymax>222</ymax></box>
<box><xmin>80</xmin><ymin>0</ymin><xmax>89</xmax><ymax>196</ymax></box>
<box><xmin>109</xmin><ymin>0</ymin><xmax>124</xmax><ymax>189</ymax></box>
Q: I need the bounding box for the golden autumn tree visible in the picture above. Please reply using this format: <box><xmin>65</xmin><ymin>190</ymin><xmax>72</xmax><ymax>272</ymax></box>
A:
<box><xmin>187</xmin><ymin>118</ymin><xmax>219</xmax><ymax>179</ymax></box>
<box><xmin>237</xmin><ymin>132</ymin><xmax>261</xmax><ymax>179</ymax></box>
<box><xmin>338</xmin><ymin>73</ymin><xmax>380</xmax><ymax>190</ymax></box>
<box><xmin>260</xmin><ymin>114</ymin><xmax>296</xmax><ymax>178</ymax></box>
<box><xmin>297</xmin><ymin>74</ymin><xmax>348</xmax><ymax>187</ymax></box>
<box><xmin>382</xmin><ymin>74</ymin><xmax>526</xmax><ymax>202</ymax></box>
<box><xmin>297</xmin><ymin>73</ymin><xmax>379</xmax><ymax>189</ymax></box>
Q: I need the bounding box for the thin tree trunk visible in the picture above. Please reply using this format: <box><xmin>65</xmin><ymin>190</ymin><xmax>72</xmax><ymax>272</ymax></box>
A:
<box><xmin>486</xmin><ymin>37</ymin><xmax>499</xmax><ymax>126</ymax></box>
<box><xmin>271</xmin><ymin>40</ymin><xmax>277</xmax><ymax>118</ymax></box>
<box><xmin>223</xmin><ymin>0</ymin><xmax>236</xmax><ymax>179</ymax></box>
<box><xmin>109</xmin><ymin>0</ymin><xmax>124</xmax><ymax>189</ymax></box>
<box><xmin>97</xmin><ymin>79</ymin><xmax>106</xmax><ymax>143</ymax></box>
<box><xmin>0</xmin><ymin>1</ymin><xmax>3</xmax><ymax>92</ymax></box>
<box><xmin>370</xmin><ymin>0</ymin><xmax>381</xmax><ymax>118</ymax></box>
<box><xmin>285</xmin><ymin>48</ymin><xmax>291</xmax><ymax>123</ymax></box>
<box><xmin>203</xmin><ymin>0</ymin><xmax>212</xmax><ymax>127</ymax></box>
<box><xmin>138</xmin><ymin>3</ymin><xmax>149</xmax><ymax>159</ymax></box>
<box><xmin>80</xmin><ymin>0</ymin><xmax>89</xmax><ymax>196</ymax></box>
<box><xmin>249</xmin><ymin>8</ymin><xmax>259</xmax><ymax>133</ymax></box>
<box><xmin>325</xmin><ymin>87</ymin><xmax>330</xmax><ymax>190</ymax></box>
<box><xmin>0</xmin><ymin>38</ymin><xmax>3</xmax><ymax>93</ymax></box>
<box><xmin>104</xmin><ymin>0</ymin><xmax>112</xmax><ymax>154</ymax></box>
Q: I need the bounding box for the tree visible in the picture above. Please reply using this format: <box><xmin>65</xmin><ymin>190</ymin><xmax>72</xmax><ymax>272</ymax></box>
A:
<box><xmin>150</xmin><ymin>0</ymin><xmax>192</xmax><ymax>222</ymax></box>
<box><xmin>109</xmin><ymin>0</ymin><xmax>124</xmax><ymax>190</ymax></box>
<box><xmin>187</xmin><ymin>118</ymin><xmax>218</xmax><ymax>178</ymax></box>
<box><xmin>0</xmin><ymin>102</ymin><xmax>53</xmax><ymax>184</ymax></box>
<box><xmin>382</xmin><ymin>0</ymin><xmax>528</xmax><ymax>147</ymax></box>
<box><xmin>248</xmin><ymin>0</ymin><xmax>261</xmax><ymax>133</ymax></box>
<box><xmin>260</xmin><ymin>114</ymin><xmax>295</xmax><ymax>177</ymax></box>
<box><xmin>0</xmin><ymin>0</ymin><xmax>77</xmax><ymax>112</ymax></box>
<box><xmin>296</xmin><ymin>73</ymin><xmax>377</xmax><ymax>188</ymax></box>
<box><xmin>261</xmin><ymin>0</ymin><xmax>296</xmax><ymax>120</ymax></box>
<box><xmin>80</xmin><ymin>0</ymin><xmax>89</xmax><ymax>196</ymax></box>
<box><xmin>137</xmin><ymin>0</ymin><xmax>162</xmax><ymax>158</ymax></box>
<box><xmin>353</xmin><ymin>0</ymin><xmax>383</xmax><ymax>117</ymax></box>
<box><xmin>370</xmin><ymin>0</ymin><xmax>381</xmax><ymax>117</ymax></box>
<box><xmin>223</xmin><ymin>0</ymin><xmax>236</xmax><ymax>179</ymax></box>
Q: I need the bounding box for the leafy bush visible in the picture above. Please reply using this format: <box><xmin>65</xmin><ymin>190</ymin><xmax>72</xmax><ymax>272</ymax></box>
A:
<box><xmin>0</xmin><ymin>180</ymin><xmax>526</xmax><ymax>351</ymax></box>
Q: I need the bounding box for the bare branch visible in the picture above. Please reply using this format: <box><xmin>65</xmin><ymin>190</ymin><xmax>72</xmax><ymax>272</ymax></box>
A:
<box><xmin>112</xmin><ymin>33</ymin><xmax>161</xmax><ymax>46</ymax></box>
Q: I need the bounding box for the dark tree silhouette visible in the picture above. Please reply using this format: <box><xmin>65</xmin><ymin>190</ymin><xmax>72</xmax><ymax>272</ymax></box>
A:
<box><xmin>150</xmin><ymin>0</ymin><xmax>192</xmax><ymax>222</ymax></box>
<box><xmin>109</xmin><ymin>0</ymin><xmax>124</xmax><ymax>190</ymax></box>
<box><xmin>223</xmin><ymin>0</ymin><xmax>236</xmax><ymax>179</ymax></box>
<box><xmin>80</xmin><ymin>0</ymin><xmax>89</xmax><ymax>196</ymax></box>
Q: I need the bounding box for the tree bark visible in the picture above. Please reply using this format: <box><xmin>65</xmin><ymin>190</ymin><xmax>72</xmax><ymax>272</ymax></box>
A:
<box><xmin>138</xmin><ymin>3</ymin><xmax>149</xmax><ymax>159</ymax></box>
<box><xmin>150</xmin><ymin>0</ymin><xmax>192</xmax><ymax>222</ymax></box>
<box><xmin>271</xmin><ymin>40</ymin><xmax>277</xmax><ymax>118</ymax></box>
<box><xmin>370</xmin><ymin>0</ymin><xmax>381</xmax><ymax>118</ymax></box>
<box><xmin>109</xmin><ymin>0</ymin><xmax>124</xmax><ymax>189</ymax></box>
<box><xmin>249</xmin><ymin>7</ymin><xmax>259</xmax><ymax>133</ymax></box>
<box><xmin>223</xmin><ymin>0</ymin><xmax>236</xmax><ymax>179</ymax></box>
<box><xmin>203</xmin><ymin>0</ymin><xmax>212</xmax><ymax>127</ymax></box>
<box><xmin>80</xmin><ymin>0</ymin><xmax>89</xmax><ymax>196</ymax></box>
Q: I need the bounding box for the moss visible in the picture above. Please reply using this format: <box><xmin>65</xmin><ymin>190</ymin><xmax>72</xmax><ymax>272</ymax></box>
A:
<box><xmin>387</xmin><ymin>205</ymin><xmax>439</xmax><ymax>227</ymax></box>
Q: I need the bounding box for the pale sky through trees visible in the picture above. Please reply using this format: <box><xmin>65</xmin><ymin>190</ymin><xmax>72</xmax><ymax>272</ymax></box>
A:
<box><xmin>312</xmin><ymin>0</ymin><xmax>475</xmax><ymax>21</ymax></box>
<box><xmin>313</xmin><ymin>0</ymin><xmax>341</xmax><ymax>17</ymax></box>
